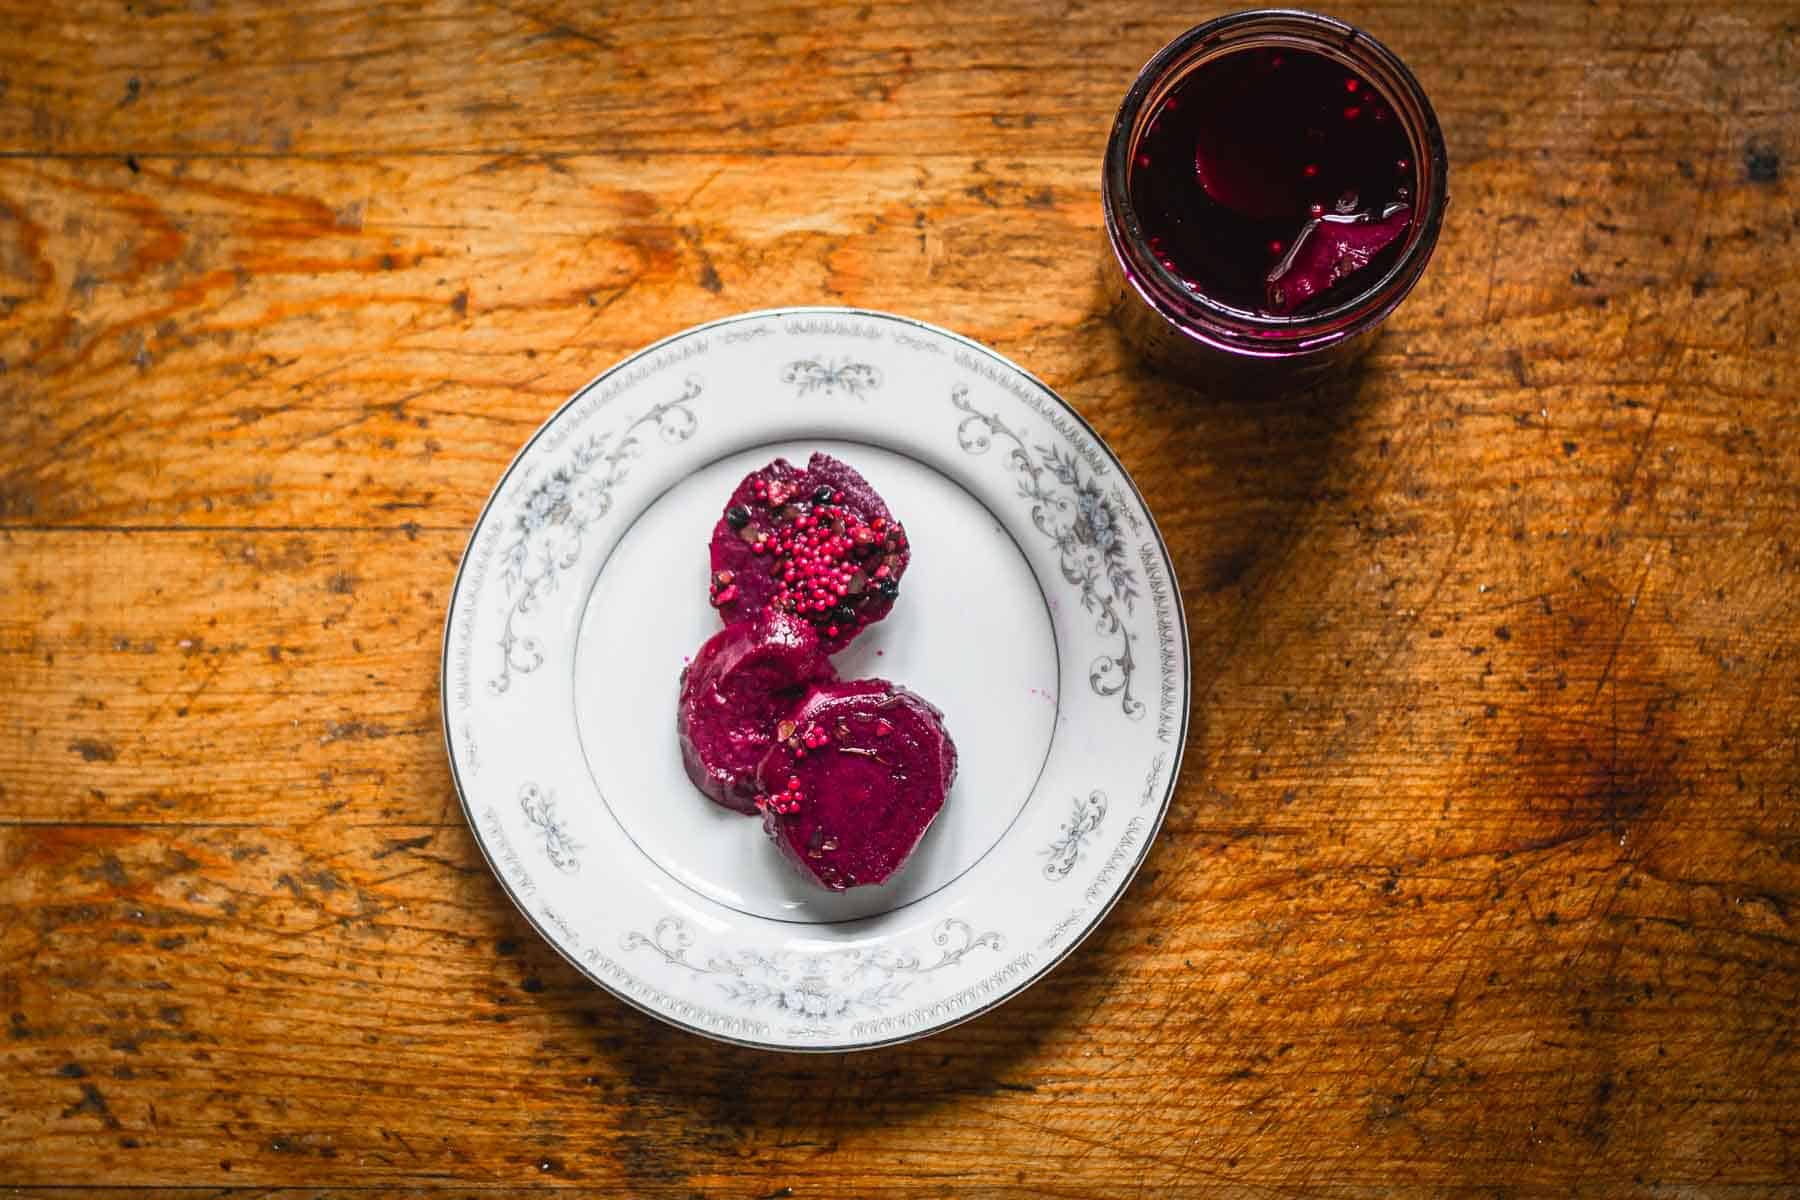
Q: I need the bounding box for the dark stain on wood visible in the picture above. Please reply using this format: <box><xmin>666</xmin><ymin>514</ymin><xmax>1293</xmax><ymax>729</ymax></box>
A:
<box><xmin>1743</xmin><ymin>137</ymin><xmax>1779</xmax><ymax>183</ymax></box>
<box><xmin>372</xmin><ymin>833</ymin><xmax>433</xmax><ymax>859</ymax></box>
<box><xmin>67</xmin><ymin>738</ymin><xmax>117</xmax><ymax>763</ymax></box>
<box><xmin>60</xmin><ymin>1083</ymin><xmax>122</xmax><ymax>1130</ymax></box>
<box><xmin>1200</xmin><ymin>545</ymin><xmax>1256</xmax><ymax>593</ymax></box>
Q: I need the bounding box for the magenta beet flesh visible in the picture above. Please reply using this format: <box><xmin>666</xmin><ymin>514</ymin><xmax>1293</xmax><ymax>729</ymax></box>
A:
<box><xmin>708</xmin><ymin>453</ymin><xmax>909</xmax><ymax>654</ymax></box>
<box><xmin>677</xmin><ymin>610</ymin><xmax>837</xmax><ymax>814</ymax></box>
<box><xmin>755</xmin><ymin>679</ymin><xmax>957</xmax><ymax>891</ymax></box>
<box><xmin>1264</xmin><ymin>206</ymin><xmax>1412</xmax><ymax>314</ymax></box>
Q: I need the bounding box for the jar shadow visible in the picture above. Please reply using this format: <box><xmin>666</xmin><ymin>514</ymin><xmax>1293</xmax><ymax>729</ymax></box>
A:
<box><xmin>1080</xmin><ymin>301</ymin><xmax>1379</xmax><ymax>822</ymax></box>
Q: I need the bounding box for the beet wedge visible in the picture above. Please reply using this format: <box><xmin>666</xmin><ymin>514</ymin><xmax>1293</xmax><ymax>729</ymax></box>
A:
<box><xmin>1264</xmin><ymin>204</ymin><xmax>1413</xmax><ymax>314</ymax></box>
<box><xmin>755</xmin><ymin>679</ymin><xmax>957</xmax><ymax>891</ymax></box>
<box><xmin>708</xmin><ymin>453</ymin><xmax>909</xmax><ymax>654</ymax></box>
<box><xmin>677</xmin><ymin>609</ymin><xmax>837</xmax><ymax>814</ymax></box>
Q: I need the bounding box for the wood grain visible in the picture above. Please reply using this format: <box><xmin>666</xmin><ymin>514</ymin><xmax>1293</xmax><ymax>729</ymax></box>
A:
<box><xmin>1</xmin><ymin>0</ymin><xmax>1794</xmax><ymax>161</ymax></box>
<box><xmin>2</xmin><ymin>0</ymin><xmax>1798</xmax><ymax>1194</ymax></box>
<box><xmin>2</xmin><ymin>146</ymin><xmax>1794</xmax><ymax>528</ymax></box>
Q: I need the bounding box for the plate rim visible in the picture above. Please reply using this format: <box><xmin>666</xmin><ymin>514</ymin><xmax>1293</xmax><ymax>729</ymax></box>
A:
<box><xmin>439</xmin><ymin>305</ymin><xmax>1191</xmax><ymax>1051</ymax></box>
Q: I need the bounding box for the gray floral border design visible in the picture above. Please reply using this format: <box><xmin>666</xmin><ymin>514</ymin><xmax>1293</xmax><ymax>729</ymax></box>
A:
<box><xmin>950</xmin><ymin>348</ymin><xmax>1111</xmax><ymax>483</ymax></box>
<box><xmin>458</xmin><ymin>722</ymin><xmax>481</xmax><ymax>776</ymax></box>
<box><xmin>1077</xmin><ymin>754</ymin><xmax>1169</xmax><ymax>901</ymax></box>
<box><xmin>1043</xmin><ymin>791</ymin><xmax>1108</xmax><ymax>881</ymax></box>
<box><xmin>1084</xmin><ymin>817</ymin><xmax>1147</xmax><ymax>905</ymax></box>
<box><xmin>488</xmin><ymin>376</ymin><xmax>701</xmax><ymax>695</ymax></box>
<box><xmin>481</xmin><ymin>806</ymin><xmax>538</xmax><ymax>897</ymax></box>
<box><xmin>1109</xmin><ymin>483</ymin><xmax>1146</xmax><ymax>536</ymax></box>
<box><xmin>621</xmin><ymin>916</ymin><xmax>1004</xmax><ymax>1034</ymax></box>
<box><xmin>1038</xmin><ymin>908</ymin><xmax>1087</xmax><ymax>950</ymax></box>
<box><xmin>519</xmin><ymin>782</ymin><xmax>582</xmax><ymax>874</ymax></box>
<box><xmin>780</xmin><ymin>315</ymin><xmax>884</xmax><ymax>340</ymax></box>
<box><xmin>529</xmin><ymin>899</ymin><xmax>770</xmax><ymax>1040</ymax></box>
<box><xmin>1139</xmin><ymin>544</ymin><xmax>1180</xmax><ymax>744</ymax></box>
<box><xmin>951</xmin><ymin>383</ymin><xmax>1144</xmax><ymax>720</ymax></box>
<box><xmin>891</xmin><ymin>330</ymin><xmax>946</xmax><ymax>355</ymax></box>
<box><xmin>845</xmin><ymin>951</ymin><xmax>1036</xmax><ymax>1041</ymax></box>
<box><xmin>780</xmin><ymin>357</ymin><xmax>883</xmax><ymax>400</ymax></box>
<box><xmin>1139</xmin><ymin>752</ymin><xmax>1169</xmax><ymax>808</ymax></box>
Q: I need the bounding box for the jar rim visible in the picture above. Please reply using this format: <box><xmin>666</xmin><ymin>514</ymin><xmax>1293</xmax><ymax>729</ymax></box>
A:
<box><xmin>1103</xmin><ymin>8</ymin><xmax>1449</xmax><ymax>359</ymax></box>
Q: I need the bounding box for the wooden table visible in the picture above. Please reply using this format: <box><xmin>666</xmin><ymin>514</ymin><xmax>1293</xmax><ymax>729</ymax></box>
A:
<box><xmin>3</xmin><ymin>1</ymin><xmax>1796</xmax><ymax>1194</ymax></box>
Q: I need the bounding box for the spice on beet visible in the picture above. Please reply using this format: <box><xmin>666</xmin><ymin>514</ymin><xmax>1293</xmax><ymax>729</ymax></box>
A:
<box><xmin>754</xmin><ymin>679</ymin><xmax>957</xmax><ymax>892</ymax></box>
<box><xmin>708</xmin><ymin>453</ymin><xmax>910</xmax><ymax>654</ymax></box>
<box><xmin>677</xmin><ymin>609</ymin><xmax>837</xmax><ymax>814</ymax></box>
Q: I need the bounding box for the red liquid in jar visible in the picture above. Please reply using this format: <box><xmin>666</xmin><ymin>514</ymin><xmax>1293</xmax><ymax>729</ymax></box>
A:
<box><xmin>1129</xmin><ymin>46</ymin><xmax>1417</xmax><ymax>317</ymax></box>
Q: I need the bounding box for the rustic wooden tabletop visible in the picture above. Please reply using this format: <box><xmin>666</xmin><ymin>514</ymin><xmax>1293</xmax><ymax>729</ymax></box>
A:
<box><xmin>3</xmin><ymin>1</ymin><xmax>1797</xmax><ymax>1195</ymax></box>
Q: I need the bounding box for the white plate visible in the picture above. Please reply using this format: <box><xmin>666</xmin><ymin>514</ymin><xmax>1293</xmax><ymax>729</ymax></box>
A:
<box><xmin>442</xmin><ymin>308</ymin><xmax>1190</xmax><ymax>1051</ymax></box>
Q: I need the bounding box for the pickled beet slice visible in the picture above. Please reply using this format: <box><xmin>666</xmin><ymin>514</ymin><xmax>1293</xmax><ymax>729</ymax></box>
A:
<box><xmin>754</xmin><ymin>679</ymin><xmax>957</xmax><ymax>891</ymax></box>
<box><xmin>1264</xmin><ymin>205</ymin><xmax>1412</xmax><ymax>315</ymax></box>
<box><xmin>708</xmin><ymin>453</ymin><xmax>909</xmax><ymax>654</ymax></box>
<box><xmin>1191</xmin><ymin>119</ymin><xmax>1303</xmax><ymax>221</ymax></box>
<box><xmin>677</xmin><ymin>610</ymin><xmax>837</xmax><ymax>814</ymax></box>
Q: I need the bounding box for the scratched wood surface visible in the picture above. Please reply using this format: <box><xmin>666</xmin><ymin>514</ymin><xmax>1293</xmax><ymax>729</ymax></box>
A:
<box><xmin>2</xmin><ymin>0</ymin><xmax>1797</xmax><ymax>1194</ymax></box>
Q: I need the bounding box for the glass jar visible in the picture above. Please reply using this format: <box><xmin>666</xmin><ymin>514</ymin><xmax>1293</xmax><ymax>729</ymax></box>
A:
<box><xmin>1102</xmin><ymin>9</ymin><xmax>1449</xmax><ymax>383</ymax></box>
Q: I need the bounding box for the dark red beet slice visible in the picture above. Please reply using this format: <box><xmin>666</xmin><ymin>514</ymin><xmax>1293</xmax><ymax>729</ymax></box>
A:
<box><xmin>1264</xmin><ymin>204</ymin><xmax>1412</xmax><ymax>314</ymax></box>
<box><xmin>677</xmin><ymin>609</ymin><xmax>837</xmax><ymax>814</ymax></box>
<box><xmin>1191</xmin><ymin>118</ymin><xmax>1303</xmax><ymax>221</ymax></box>
<box><xmin>754</xmin><ymin>679</ymin><xmax>957</xmax><ymax>891</ymax></box>
<box><xmin>708</xmin><ymin>453</ymin><xmax>909</xmax><ymax>655</ymax></box>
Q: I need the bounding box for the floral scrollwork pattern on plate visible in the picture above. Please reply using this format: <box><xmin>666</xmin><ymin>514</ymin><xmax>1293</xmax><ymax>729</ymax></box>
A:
<box><xmin>621</xmin><ymin>917</ymin><xmax>1005</xmax><ymax>1031</ymax></box>
<box><xmin>780</xmin><ymin>357</ymin><xmax>884</xmax><ymax>400</ymax></box>
<box><xmin>620</xmin><ymin>916</ymin><xmax>698</xmax><ymax>967</ymax></box>
<box><xmin>1043</xmin><ymin>790</ymin><xmax>1108</xmax><ymax>880</ymax></box>
<box><xmin>722</xmin><ymin>326</ymin><xmax>774</xmax><ymax>345</ymax></box>
<box><xmin>891</xmin><ymin>330</ymin><xmax>946</xmax><ymax>354</ymax></box>
<box><xmin>488</xmin><ymin>376</ymin><xmax>702</xmax><ymax>695</ymax></box>
<box><xmin>951</xmin><ymin>383</ymin><xmax>1144</xmax><ymax>719</ymax></box>
<box><xmin>519</xmin><ymin>782</ymin><xmax>582</xmax><ymax>874</ymax></box>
